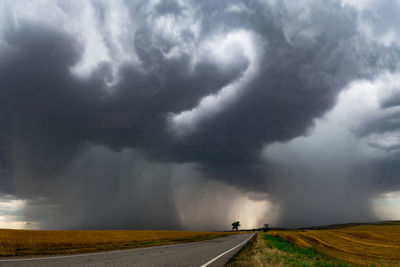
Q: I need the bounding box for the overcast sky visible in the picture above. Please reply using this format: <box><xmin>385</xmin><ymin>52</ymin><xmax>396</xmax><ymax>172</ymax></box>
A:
<box><xmin>1</xmin><ymin>0</ymin><xmax>400</xmax><ymax>230</ymax></box>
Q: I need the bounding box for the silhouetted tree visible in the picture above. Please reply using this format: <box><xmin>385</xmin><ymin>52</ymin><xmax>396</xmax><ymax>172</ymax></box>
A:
<box><xmin>232</xmin><ymin>221</ymin><xmax>240</xmax><ymax>231</ymax></box>
<box><xmin>263</xmin><ymin>223</ymin><xmax>270</xmax><ymax>232</ymax></box>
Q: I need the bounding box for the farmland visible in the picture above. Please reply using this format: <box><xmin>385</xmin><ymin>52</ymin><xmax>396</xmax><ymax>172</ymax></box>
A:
<box><xmin>228</xmin><ymin>222</ymin><xmax>400</xmax><ymax>266</ymax></box>
<box><xmin>0</xmin><ymin>229</ymin><xmax>234</xmax><ymax>257</ymax></box>
<box><xmin>228</xmin><ymin>231</ymin><xmax>348</xmax><ymax>266</ymax></box>
<box><xmin>270</xmin><ymin>222</ymin><xmax>400</xmax><ymax>266</ymax></box>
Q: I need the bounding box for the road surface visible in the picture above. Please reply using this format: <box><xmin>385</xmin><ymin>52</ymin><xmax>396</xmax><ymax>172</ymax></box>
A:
<box><xmin>0</xmin><ymin>233</ymin><xmax>255</xmax><ymax>267</ymax></box>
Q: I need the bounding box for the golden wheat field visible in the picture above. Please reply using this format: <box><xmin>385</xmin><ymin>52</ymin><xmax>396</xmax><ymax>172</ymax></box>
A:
<box><xmin>269</xmin><ymin>222</ymin><xmax>400</xmax><ymax>266</ymax></box>
<box><xmin>0</xmin><ymin>229</ymin><xmax>234</xmax><ymax>257</ymax></box>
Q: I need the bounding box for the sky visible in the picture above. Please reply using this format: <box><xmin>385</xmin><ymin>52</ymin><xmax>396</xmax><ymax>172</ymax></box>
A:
<box><xmin>1</xmin><ymin>0</ymin><xmax>400</xmax><ymax>230</ymax></box>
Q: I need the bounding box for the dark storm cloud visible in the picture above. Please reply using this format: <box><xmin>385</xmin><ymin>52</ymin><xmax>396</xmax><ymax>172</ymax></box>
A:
<box><xmin>0</xmin><ymin>22</ymin><xmax>104</xmax><ymax>188</ymax></box>
<box><xmin>160</xmin><ymin>0</ymin><xmax>395</xmax><ymax>189</ymax></box>
<box><xmin>0</xmin><ymin>169</ymin><xmax>12</xmax><ymax>195</ymax></box>
<box><xmin>374</xmin><ymin>153</ymin><xmax>400</xmax><ymax>191</ymax></box>
<box><xmin>93</xmin><ymin>34</ymin><xmax>248</xmax><ymax>151</ymax></box>
<box><xmin>0</xmin><ymin>15</ymin><xmax>248</xmax><ymax>228</ymax></box>
<box><xmin>0</xmin><ymin>0</ymin><xmax>399</xmax><ymax>228</ymax></box>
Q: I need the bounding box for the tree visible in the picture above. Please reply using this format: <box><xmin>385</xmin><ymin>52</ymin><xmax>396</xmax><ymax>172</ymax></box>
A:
<box><xmin>262</xmin><ymin>223</ymin><xmax>269</xmax><ymax>232</ymax></box>
<box><xmin>232</xmin><ymin>221</ymin><xmax>240</xmax><ymax>231</ymax></box>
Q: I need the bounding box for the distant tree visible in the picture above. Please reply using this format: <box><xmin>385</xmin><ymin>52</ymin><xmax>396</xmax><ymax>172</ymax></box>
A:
<box><xmin>263</xmin><ymin>223</ymin><xmax>270</xmax><ymax>232</ymax></box>
<box><xmin>232</xmin><ymin>221</ymin><xmax>240</xmax><ymax>231</ymax></box>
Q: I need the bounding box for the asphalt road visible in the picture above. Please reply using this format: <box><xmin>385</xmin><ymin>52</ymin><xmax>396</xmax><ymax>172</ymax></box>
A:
<box><xmin>0</xmin><ymin>233</ymin><xmax>255</xmax><ymax>267</ymax></box>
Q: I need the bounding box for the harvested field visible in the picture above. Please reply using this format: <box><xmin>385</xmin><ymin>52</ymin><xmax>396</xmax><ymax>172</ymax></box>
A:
<box><xmin>269</xmin><ymin>222</ymin><xmax>400</xmax><ymax>266</ymax></box>
<box><xmin>227</xmin><ymin>232</ymin><xmax>347</xmax><ymax>266</ymax></box>
<box><xmin>0</xmin><ymin>229</ymin><xmax>234</xmax><ymax>257</ymax></box>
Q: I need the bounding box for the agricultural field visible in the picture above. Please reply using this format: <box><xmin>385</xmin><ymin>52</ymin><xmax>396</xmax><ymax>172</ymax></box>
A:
<box><xmin>228</xmin><ymin>222</ymin><xmax>400</xmax><ymax>266</ymax></box>
<box><xmin>0</xmin><ymin>229</ymin><xmax>234</xmax><ymax>257</ymax></box>
<box><xmin>270</xmin><ymin>222</ymin><xmax>400</xmax><ymax>266</ymax></box>
<box><xmin>227</xmin><ymin>231</ymin><xmax>349</xmax><ymax>266</ymax></box>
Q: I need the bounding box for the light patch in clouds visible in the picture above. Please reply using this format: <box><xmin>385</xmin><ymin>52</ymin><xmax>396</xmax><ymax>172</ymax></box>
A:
<box><xmin>225</xmin><ymin>2</ymin><xmax>251</xmax><ymax>14</ymax></box>
<box><xmin>0</xmin><ymin>197</ymin><xmax>24</xmax><ymax>211</ymax></box>
<box><xmin>263</xmin><ymin>77</ymin><xmax>382</xmax><ymax>168</ymax></box>
<box><xmin>373</xmin><ymin>191</ymin><xmax>400</xmax><ymax>220</ymax></box>
<box><xmin>3</xmin><ymin>0</ymin><xmax>136</xmax><ymax>85</ymax></box>
<box><xmin>170</xmin><ymin>30</ymin><xmax>262</xmax><ymax>136</ymax></box>
<box><xmin>67</xmin><ymin>0</ymin><xmax>138</xmax><ymax>85</ymax></box>
<box><xmin>263</xmin><ymin>72</ymin><xmax>400</xmax><ymax>171</ymax></box>
<box><xmin>341</xmin><ymin>0</ymin><xmax>381</xmax><ymax>10</ymax></box>
<box><xmin>342</xmin><ymin>0</ymin><xmax>400</xmax><ymax>47</ymax></box>
<box><xmin>70</xmin><ymin>1</ymin><xmax>110</xmax><ymax>79</ymax></box>
<box><xmin>297</xmin><ymin>71</ymin><xmax>400</xmax><ymax>153</ymax></box>
<box><xmin>359</xmin><ymin>19</ymin><xmax>400</xmax><ymax>48</ymax></box>
<box><xmin>0</xmin><ymin>195</ymin><xmax>37</xmax><ymax>229</ymax></box>
<box><xmin>350</xmin><ymin>72</ymin><xmax>400</xmax><ymax>151</ymax></box>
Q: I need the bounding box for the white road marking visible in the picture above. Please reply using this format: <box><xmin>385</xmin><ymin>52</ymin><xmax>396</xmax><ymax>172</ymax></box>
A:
<box><xmin>200</xmin><ymin>233</ymin><xmax>256</xmax><ymax>267</ymax></box>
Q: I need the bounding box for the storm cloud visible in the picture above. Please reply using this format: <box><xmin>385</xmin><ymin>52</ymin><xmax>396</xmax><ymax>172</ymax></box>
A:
<box><xmin>0</xmin><ymin>0</ymin><xmax>400</xmax><ymax>229</ymax></box>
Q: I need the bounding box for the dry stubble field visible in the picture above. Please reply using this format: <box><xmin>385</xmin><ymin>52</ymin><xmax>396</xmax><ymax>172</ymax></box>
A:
<box><xmin>269</xmin><ymin>222</ymin><xmax>400</xmax><ymax>266</ymax></box>
<box><xmin>0</xmin><ymin>229</ymin><xmax>234</xmax><ymax>257</ymax></box>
